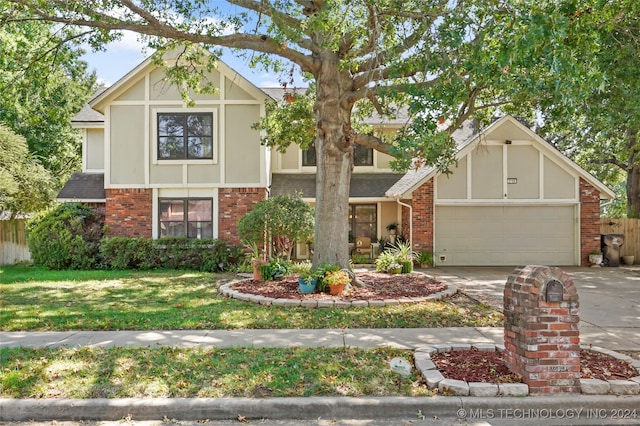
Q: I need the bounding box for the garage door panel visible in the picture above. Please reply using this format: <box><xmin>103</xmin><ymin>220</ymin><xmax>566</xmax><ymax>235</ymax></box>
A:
<box><xmin>435</xmin><ymin>205</ymin><xmax>576</xmax><ymax>266</ymax></box>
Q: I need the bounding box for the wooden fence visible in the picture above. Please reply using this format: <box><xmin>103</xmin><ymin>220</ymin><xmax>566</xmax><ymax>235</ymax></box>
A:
<box><xmin>600</xmin><ymin>218</ymin><xmax>640</xmax><ymax>259</ymax></box>
<box><xmin>0</xmin><ymin>219</ymin><xmax>31</xmax><ymax>265</ymax></box>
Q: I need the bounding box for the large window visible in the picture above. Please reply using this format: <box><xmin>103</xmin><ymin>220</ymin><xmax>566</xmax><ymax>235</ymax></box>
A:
<box><xmin>349</xmin><ymin>204</ymin><xmax>377</xmax><ymax>241</ymax></box>
<box><xmin>158</xmin><ymin>113</ymin><xmax>213</xmax><ymax>159</ymax></box>
<box><xmin>302</xmin><ymin>144</ymin><xmax>373</xmax><ymax>166</ymax></box>
<box><xmin>159</xmin><ymin>198</ymin><xmax>213</xmax><ymax>238</ymax></box>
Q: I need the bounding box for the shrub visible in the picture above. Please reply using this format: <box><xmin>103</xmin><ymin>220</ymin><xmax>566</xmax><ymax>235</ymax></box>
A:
<box><xmin>100</xmin><ymin>237</ymin><xmax>241</xmax><ymax>271</ymax></box>
<box><xmin>258</xmin><ymin>258</ymin><xmax>292</xmax><ymax>281</ymax></box>
<box><xmin>375</xmin><ymin>250</ymin><xmax>398</xmax><ymax>272</ymax></box>
<box><xmin>100</xmin><ymin>237</ymin><xmax>158</xmax><ymax>269</ymax></box>
<box><xmin>26</xmin><ymin>203</ymin><xmax>104</xmax><ymax>269</ymax></box>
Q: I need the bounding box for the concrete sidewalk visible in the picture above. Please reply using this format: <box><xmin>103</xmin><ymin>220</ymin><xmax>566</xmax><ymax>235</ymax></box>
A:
<box><xmin>0</xmin><ymin>327</ymin><xmax>503</xmax><ymax>350</ymax></box>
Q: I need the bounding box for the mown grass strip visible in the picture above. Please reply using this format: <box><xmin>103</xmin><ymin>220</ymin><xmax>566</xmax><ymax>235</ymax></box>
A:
<box><xmin>0</xmin><ymin>265</ymin><xmax>502</xmax><ymax>331</ymax></box>
<box><xmin>0</xmin><ymin>346</ymin><xmax>433</xmax><ymax>398</ymax></box>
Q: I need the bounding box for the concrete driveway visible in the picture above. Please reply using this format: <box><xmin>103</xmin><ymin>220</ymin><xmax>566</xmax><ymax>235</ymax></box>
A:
<box><xmin>429</xmin><ymin>265</ymin><xmax>640</xmax><ymax>351</ymax></box>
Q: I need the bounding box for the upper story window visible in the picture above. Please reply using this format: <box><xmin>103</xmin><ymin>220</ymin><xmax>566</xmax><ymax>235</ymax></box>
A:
<box><xmin>158</xmin><ymin>113</ymin><xmax>213</xmax><ymax>160</ymax></box>
<box><xmin>302</xmin><ymin>144</ymin><xmax>373</xmax><ymax>167</ymax></box>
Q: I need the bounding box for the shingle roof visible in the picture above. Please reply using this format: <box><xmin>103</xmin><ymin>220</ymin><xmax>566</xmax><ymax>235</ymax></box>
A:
<box><xmin>71</xmin><ymin>104</ymin><xmax>104</xmax><ymax>124</ymax></box>
<box><xmin>56</xmin><ymin>173</ymin><xmax>106</xmax><ymax>201</ymax></box>
<box><xmin>270</xmin><ymin>173</ymin><xmax>404</xmax><ymax>198</ymax></box>
<box><xmin>385</xmin><ymin>120</ymin><xmax>478</xmax><ymax>198</ymax></box>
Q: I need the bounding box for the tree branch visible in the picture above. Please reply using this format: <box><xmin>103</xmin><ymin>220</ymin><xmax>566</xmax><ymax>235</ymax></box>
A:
<box><xmin>7</xmin><ymin>0</ymin><xmax>318</xmax><ymax>73</ymax></box>
<box><xmin>226</xmin><ymin>0</ymin><xmax>305</xmax><ymax>34</ymax></box>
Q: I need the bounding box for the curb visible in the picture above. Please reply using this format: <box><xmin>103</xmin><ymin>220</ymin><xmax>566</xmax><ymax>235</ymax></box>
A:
<box><xmin>2</xmin><ymin>395</ymin><xmax>639</xmax><ymax>422</ymax></box>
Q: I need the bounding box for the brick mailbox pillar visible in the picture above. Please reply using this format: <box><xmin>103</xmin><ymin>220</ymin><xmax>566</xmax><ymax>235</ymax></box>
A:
<box><xmin>503</xmin><ymin>265</ymin><xmax>580</xmax><ymax>394</ymax></box>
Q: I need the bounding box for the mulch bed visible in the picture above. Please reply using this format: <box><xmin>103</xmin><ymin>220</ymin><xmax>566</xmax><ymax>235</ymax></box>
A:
<box><xmin>432</xmin><ymin>348</ymin><xmax>639</xmax><ymax>383</ymax></box>
<box><xmin>231</xmin><ymin>272</ymin><xmax>449</xmax><ymax>301</ymax></box>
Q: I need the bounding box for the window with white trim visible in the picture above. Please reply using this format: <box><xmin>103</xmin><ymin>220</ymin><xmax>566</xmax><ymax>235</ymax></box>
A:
<box><xmin>159</xmin><ymin>198</ymin><xmax>213</xmax><ymax>238</ymax></box>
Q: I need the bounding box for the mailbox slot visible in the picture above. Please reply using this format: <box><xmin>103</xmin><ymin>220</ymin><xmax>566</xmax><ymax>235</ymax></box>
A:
<box><xmin>545</xmin><ymin>279</ymin><xmax>564</xmax><ymax>302</ymax></box>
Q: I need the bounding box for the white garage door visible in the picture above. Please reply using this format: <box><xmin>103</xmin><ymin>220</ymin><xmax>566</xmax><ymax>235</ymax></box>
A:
<box><xmin>435</xmin><ymin>205</ymin><xmax>576</xmax><ymax>266</ymax></box>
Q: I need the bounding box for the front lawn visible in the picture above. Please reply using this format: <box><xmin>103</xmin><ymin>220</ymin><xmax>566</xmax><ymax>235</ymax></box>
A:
<box><xmin>0</xmin><ymin>346</ymin><xmax>433</xmax><ymax>398</ymax></box>
<box><xmin>0</xmin><ymin>265</ymin><xmax>502</xmax><ymax>331</ymax></box>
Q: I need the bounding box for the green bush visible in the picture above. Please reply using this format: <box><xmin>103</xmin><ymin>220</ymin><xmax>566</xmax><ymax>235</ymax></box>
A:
<box><xmin>258</xmin><ymin>258</ymin><xmax>292</xmax><ymax>281</ymax></box>
<box><xmin>100</xmin><ymin>237</ymin><xmax>157</xmax><ymax>269</ymax></box>
<box><xmin>26</xmin><ymin>203</ymin><xmax>104</xmax><ymax>270</ymax></box>
<box><xmin>101</xmin><ymin>237</ymin><xmax>241</xmax><ymax>272</ymax></box>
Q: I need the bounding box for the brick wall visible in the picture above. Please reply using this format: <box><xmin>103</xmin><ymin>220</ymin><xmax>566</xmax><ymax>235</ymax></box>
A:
<box><xmin>219</xmin><ymin>187</ymin><xmax>268</xmax><ymax>245</ymax></box>
<box><xmin>410</xmin><ymin>177</ymin><xmax>434</xmax><ymax>252</ymax></box>
<box><xmin>105</xmin><ymin>188</ymin><xmax>153</xmax><ymax>238</ymax></box>
<box><xmin>580</xmin><ymin>178</ymin><xmax>601</xmax><ymax>266</ymax></box>
<box><xmin>503</xmin><ymin>265</ymin><xmax>581</xmax><ymax>394</ymax></box>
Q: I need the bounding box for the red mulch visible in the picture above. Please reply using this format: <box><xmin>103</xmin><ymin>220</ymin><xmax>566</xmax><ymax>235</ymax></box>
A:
<box><xmin>231</xmin><ymin>272</ymin><xmax>449</xmax><ymax>301</ymax></box>
<box><xmin>432</xmin><ymin>348</ymin><xmax>639</xmax><ymax>383</ymax></box>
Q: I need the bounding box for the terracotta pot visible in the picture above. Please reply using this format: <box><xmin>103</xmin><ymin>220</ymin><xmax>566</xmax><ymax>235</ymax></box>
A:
<box><xmin>329</xmin><ymin>283</ymin><xmax>345</xmax><ymax>295</ymax></box>
<box><xmin>253</xmin><ymin>264</ymin><xmax>262</xmax><ymax>280</ymax></box>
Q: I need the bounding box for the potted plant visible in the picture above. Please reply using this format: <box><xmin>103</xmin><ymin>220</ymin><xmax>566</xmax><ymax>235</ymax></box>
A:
<box><xmin>589</xmin><ymin>250</ymin><xmax>603</xmax><ymax>266</ymax></box>
<box><xmin>386</xmin><ymin>222</ymin><xmax>399</xmax><ymax>244</ymax></box>
<box><xmin>244</xmin><ymin>241</ymin><xmax>264</xmax><ymax>280</ymax></box>
<box><xmin>324</xmin><ymin>270</ymin><xmax>350</xmax><ymax>295</ymax></box>
<box><xmin>391</xmin><ymin>241</ymin><xmax>414</xmax><ymax>273</ymax></box>
<box><xmin>298</xmin><ymin>270</ymin><xmax>318</xmax><ymax>294</ymax></box>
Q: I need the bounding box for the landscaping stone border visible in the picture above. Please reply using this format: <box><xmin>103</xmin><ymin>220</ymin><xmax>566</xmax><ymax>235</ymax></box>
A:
<box><xmin>218</xmin><ymin>279</ymin><xmax>457</xmax><ymax>308</ymax></box>
<box><xmin>414</xmin><ymin>343</ymin><xmax>640</xmax><ymax>397</ymax></box>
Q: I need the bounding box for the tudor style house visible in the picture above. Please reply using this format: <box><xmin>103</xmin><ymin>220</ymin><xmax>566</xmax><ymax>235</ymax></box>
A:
<box><xmin>59</xmin><ymin>55</ymin><xmax>615</xmax><ymax>267</ymax></box>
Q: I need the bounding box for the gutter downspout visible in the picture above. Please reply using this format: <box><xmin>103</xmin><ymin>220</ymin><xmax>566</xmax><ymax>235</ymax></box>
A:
<box><xmin>395</xmin><ymin>198</ymin><xmax>413</xmax><ymax>248</ymax></box>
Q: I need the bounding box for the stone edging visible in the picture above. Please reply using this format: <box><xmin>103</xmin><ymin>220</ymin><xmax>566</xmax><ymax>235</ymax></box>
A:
<box><xmin>218</xmin><ymin>278</ymin><xmax>457</xmax><ymax>308</ymax></box>
<box><xmin>414</xmin><ymin>343</ymin><xmax>640</xmax><ymax>397</ymax></box>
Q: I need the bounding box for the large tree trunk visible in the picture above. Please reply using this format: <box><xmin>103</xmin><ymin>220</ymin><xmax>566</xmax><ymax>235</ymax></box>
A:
<box><xmin>626</xmin><ymin>129</ymin><xmax>640</xmax><ymax>218</ymax></box>
<box><xmin>627</xmin><ymin>164</ymin><xmax>640</xmax><ymax>218</ymax></box>
<box><xmin>312</xmin><ymin>52</ymin><xmax>354</xmax><ymax>269</ymax></box>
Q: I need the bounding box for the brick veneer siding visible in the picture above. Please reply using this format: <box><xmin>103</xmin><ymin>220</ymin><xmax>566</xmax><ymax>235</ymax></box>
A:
<box><xmin>580</xmin><ymin>178</ymin><xmax>601</xmax><ymax>266</ymax></box>
<box><xmin>504</xmin><ymin>265</ymin><xmax>580</xmax><ymax>394</ymax></box>
<box><xmin>409</xmin><ymin>177</ymin><xmax>434</xmax><ymax>252</ymax></box>
<box><xmin>219</xmin><ymin>187</ymin><xmax>268</xmax><ymax>246</ymax></box>
<box><xmin>105</xmin><ymin>188</ymin><xmax>153</xmax><ymax>238</ymax></box>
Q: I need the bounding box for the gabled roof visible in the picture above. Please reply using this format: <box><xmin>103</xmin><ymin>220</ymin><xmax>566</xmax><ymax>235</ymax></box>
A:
<box><xmin>88</xmin><ymin>50</ymin><xmax>271</xmax><ymax>112</ymax></box>
<box><xmin>385</xmin><ymin>119</ymin><xmax>478</xmax><ymax>197</ymax></box>
<box><xmin>385</xmin><ymin>115</ymin><xmax>615</xmax><ymax>200</ymax></box>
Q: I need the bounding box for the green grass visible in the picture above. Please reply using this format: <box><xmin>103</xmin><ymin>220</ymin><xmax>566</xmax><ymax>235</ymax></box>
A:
<box><xmin>0</xmin><ymin>346</ymin><xmax>433</xmax><ymax>398</ymax></box>
<box><xmin>0</xmin><ymin>265</ymin><xmax>502</xmax><ymax>331</ymax></box>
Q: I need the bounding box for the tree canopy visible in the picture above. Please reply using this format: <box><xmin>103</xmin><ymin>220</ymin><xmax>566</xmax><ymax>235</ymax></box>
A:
<box><xmin>0</xmin><ymin>124</ymin><xmax>54</xmax><ymax>216</ymax></box>
<box><xmin>523</xmin><ymin>1</ymin><xmax>640</xmax><ymax>217</ymax></box>
<box><xmin>0</xmin><ymin>3</ymin><xmax>97</xmax><ymax>190</ymax></box>
<box><xmin>3</xmin><ymin>0</ymin><xmax>621</xmax><ymax>265</ymax></box>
